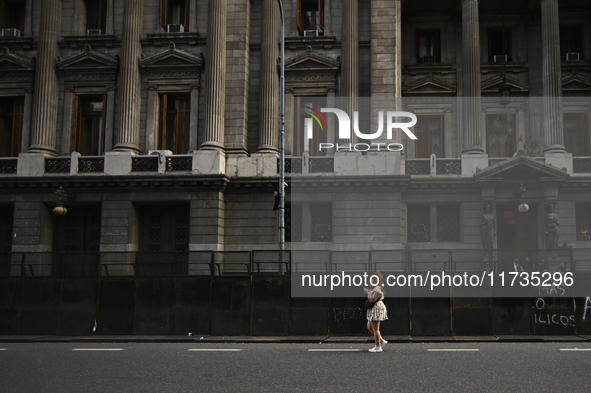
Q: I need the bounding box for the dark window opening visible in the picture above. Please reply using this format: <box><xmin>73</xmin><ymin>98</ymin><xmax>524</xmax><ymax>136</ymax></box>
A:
<box><xmin>85</xmin><ymin>0</ymin><xmax>107</xmax><ymax>33</ymax></box>
<box><xmin>414</xmin><ymin>115</ymin><xmax>444</xmax><ymax>158</ymax></box>
<box><xmin>298</xmin><ymin>0</ymin><xmax>324</xmax><ymax>35</ymax></box>
<box><xmin>576</xmin><ymin>203</ymin><xmax>591</xmax><ymax>241</ymax></box>
<box><xmin>160</xmin><ymin>0</ymin><xmax>189</xmax><ymax>29</ymax></box>
<box><xmin>488</xmin><ymin>27</ymin><xmax>512</xmax><ymax>62</ymax></box>
<box><xmin>0</xmin><ymin>97</ymin><xmax>23</xmax><ymax>157</ymax></box>
<box><xmin>0</xmin><ymin>0</ymin><xmax>26</xmax><ymax>34</ymax></box>
<box><xmin>486</xmin><ymin>113</ymin><xmax>515</xmax><ymax>158</ymax></box>
<box><xmin>0</xmin><ymin>205</ymin><xmax>13</xmax><ymax>277</ymax></box>
<box><xmin>160</xmin><ymin>94</ymin><xmax>190</xmax><ymax>154</ymax></box>
<box><xmin>560</xmin><ymin>26</ymin><xmax>582</xmax><ymax>61</ymax></box>
<box><xmin>408</xmin><ymin>205</ymin><xmax>430</xmax><ymax>242</ymax></box>
<box><xmin>437</xmin><ymin>205</ymin><xmax>460</xmax><ymax>242</ymax></box>
<box><xmin>287</xmin><ymin>203</ymin><xmax>331</xmax><ymax>243</ymax></box>
<box><xmin>564</xmin><ymin>113</ymin><xmax>590</xmax><ymax>157</ymax></box>
<box><xmin>416</xmin><ymin>29</ymin><xmax>440</xmax><ymax>64</ymax></box>
<box><xmin>74</xmin><ymin>95</ymin><xmax>106</xmax><ymax>156</ymax></box>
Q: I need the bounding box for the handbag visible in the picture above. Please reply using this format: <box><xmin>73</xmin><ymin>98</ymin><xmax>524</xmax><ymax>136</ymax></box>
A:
<box><xmin>365</xmin><ymin>298</ymin><xmax>378</xmax><ymax>309</ymax></box>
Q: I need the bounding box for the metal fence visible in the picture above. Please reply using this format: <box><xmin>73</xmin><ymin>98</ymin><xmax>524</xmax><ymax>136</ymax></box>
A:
<box><xmin>1</xmin><ymin>250</ymin><xmax>591</xmax><ymax>336</ymax></box>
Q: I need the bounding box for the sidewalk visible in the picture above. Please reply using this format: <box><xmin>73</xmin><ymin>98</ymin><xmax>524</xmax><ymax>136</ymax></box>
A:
<box><xmin>1</xmin><ymin>335</ymin><xmax>590</xmax><ymax>344</ymax></box>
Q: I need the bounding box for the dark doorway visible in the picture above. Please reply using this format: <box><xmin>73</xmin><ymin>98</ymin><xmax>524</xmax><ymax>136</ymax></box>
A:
<box><xmin>53</xmin><ymin>205</ymin><xmax>101</xmax><ymax>276</ymax></box>
<box><xmin>496</xmin><ymin>203</ymin><xmax>538</xmax><ymax>249</ymax></box>
<box><xmin>138</xmin><ymin>204</ymin><xmax>189</xmax><ymax>275</ymax></box>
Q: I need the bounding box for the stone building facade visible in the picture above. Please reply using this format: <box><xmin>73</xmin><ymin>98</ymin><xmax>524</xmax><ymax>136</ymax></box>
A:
<box><xmin>0</xmin><ymin>0</ymin><xmax>591</xmax><ymax>278</ymax></box>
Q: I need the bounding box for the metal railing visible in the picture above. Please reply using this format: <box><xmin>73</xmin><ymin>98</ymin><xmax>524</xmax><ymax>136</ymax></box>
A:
<box><xmin>1</xmin><ymin>248</ymin><xmax>588</xmax><ymax>279</ymax></box>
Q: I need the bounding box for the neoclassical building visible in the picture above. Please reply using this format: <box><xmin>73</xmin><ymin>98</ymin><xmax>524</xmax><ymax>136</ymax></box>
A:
<box><xmin>1</xmin><ymin>0</ymin><xmax>591</xmax><ymax>336</ymax></box>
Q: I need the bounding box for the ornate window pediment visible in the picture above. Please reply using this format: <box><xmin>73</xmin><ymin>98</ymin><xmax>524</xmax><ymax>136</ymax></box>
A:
<box><xmin>57</xmin><ymin>46</ymin><xmax>118</xmax><ymax>86</ymax></box>
<box><xmin>481</xmin><ymin>75</ymin><xmax>529</xmax><ymax>95</ymax></box>
<box><xmin>284</xmin><ymin>49</ymin><xmax>339</xmax><ymax>90</ymax></box>
<box><xmin>140</xmin><ymin>44</ymin><xmax>204</xmax><ymax>83</ymax></box>
<box><xmin>562</xmin><ymin>74</ymin><xmax>591</xmax><ymax>95</ymax></box>
<box><xmin>0</xmin><ymin>47</ymin><xmax>34</xmax><ymax>85</ymax></box>
<box><xmin>403</xmin><ymin>76</ymin><xmax>456</xmax><ymax>96</ymax></box>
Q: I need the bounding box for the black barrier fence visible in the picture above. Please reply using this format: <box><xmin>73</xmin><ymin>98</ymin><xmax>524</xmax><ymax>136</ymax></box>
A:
<box><xmin>1</xmin><ymin>250</ymin><xmax>591</xmax><ymax>336</ymax></box>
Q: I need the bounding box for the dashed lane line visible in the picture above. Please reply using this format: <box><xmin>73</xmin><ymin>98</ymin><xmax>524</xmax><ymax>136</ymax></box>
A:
<box><xmin>72</xmin><ymin>348</ymin><xmax>124</xmax><ymax>351</ymax></box>
<box><xmin>308</xmin><ymin>349</ymin><xmax>361</xmax><ymax>352</ymax></box>
<box><xmin>427</xmin><ymin>349</ymin><xmax>480</xmax><ymax>352</ymax></box>
<box><xmin>559</xmin><ymin>348</ymin><xmax>591</xmax><ymax>351</ymax></box>
<box><xmin>188</xmin><ymin>349</ymin><xmax>242</xmax><ymax>352</ymax></box>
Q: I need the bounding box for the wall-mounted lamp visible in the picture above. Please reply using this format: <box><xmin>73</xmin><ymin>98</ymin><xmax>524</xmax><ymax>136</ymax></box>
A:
<box><xmin>53</xmin><ymin>186</ymin><xmax>74</xmax><ymax>215</ymax></box>
<box><xmin>516</xmin><ymin>183</ymin><xmax>529</xmax><ymax>213</ymax></box>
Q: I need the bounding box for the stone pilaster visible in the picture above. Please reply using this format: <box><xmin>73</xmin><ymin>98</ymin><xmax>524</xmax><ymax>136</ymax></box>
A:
<box><xmin>341</xmin><ymin>0</ymin><xmax>359</xmax><ymax>144</ymax></box>
<box><xmin>114</xmin><ymin>0</ymin><xmax>143</xmax><ymax>153</ymax></box>
<box><xmin>461</xmin><ymin>0</ymin><xmax>483</xmax><ymax>154</ymax></box>
<box><xmin>257</xmin><ymin>0</ymin><xmax>279</xmax><ymax>153</ymax></box>
<box><xmin>28</xmin><ymin>0</ymin><xmax>61</xmax><ymax>155</ymax></box>
<box><xmin>541</xmin><ymin>0</ymin><xmax>566</xmax><ymax>154</ymax></box>
<box><xmin>202</xmin><ymin>0</ymin><xmax>228</xmax><ymax>151</ymax></box>
<box><xmin>370</xmin><ymin>0</ymin><xmax>401</xmax><ymax>98</ymax></box>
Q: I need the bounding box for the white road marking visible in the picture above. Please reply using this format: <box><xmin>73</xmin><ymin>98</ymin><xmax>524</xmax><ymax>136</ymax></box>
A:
<box><xmin>0</xmin><ymin>348</ymin><xmax>7</xmax><ymax>351</ymax></box>
<box><xmin>188</xmin><ymin>349</ymin><xmax>242</xmax><ymax>352</ymax></box>
<box><xmin>427</xmin><ymin>349</ymin><xmax>479</xmax><ymax>352</ymax></box>
<box><xmin>72</xmin><ymin>348</ymin><xmax>124</xmax><ymax>351</ymax></box>
<box><xmin>559</xmin><ymin>348</ymin><xmax>591</xmax><ymax>351</ymax></box>
<box><xmin>308</xmin><ymin>349</ymin><xmax>361</xmax><ymax>352</ymax></box>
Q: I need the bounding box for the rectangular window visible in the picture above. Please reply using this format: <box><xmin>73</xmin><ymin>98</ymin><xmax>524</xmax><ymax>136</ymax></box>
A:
<box><xmin>159</xmin><ymin>0</ymin><xmax>189</xmax><ymax>29</ymax></box>
<box><xmin>560</xmin><ymin>26</ymin><xmax>582</xmax><ymax>60</ymax></box>
<box><xmin>415</xmin><ymin>30</ymin><xmax>440</xmax><ymax>64</ymax></box>
<box><xmin>139</xmin><ymin>204</ymin><xmax>189</xmax><ymax>253</ymax></box>
<box><xmin>160</xmin><ymin>94</ymin><xmax>190</xmax><ymax>154</ymax></box>
<box><xmin>85</xmin><ymin>0</ymin><xmax>107</xmax><ymax>33</ymax></box>
<box><xmin>488</xmin><ymin>28</ymin><xmax>512</xmax><ymax>62</ymax></box>
<box><xmin>437</xmin><ymin>205</ymin><xmax>460</xmax><ymax>242</ymax></box>
<box><xmin>297</xmin><ymin>0</ymin><xmax>323</xmax><ymax>35</ymax></box>
<box><xmin>407</xmin><ymin>205</ymin><xmax>430</xmax><ymax>242</ymax></box>
<box><xmin>408</xmin><ymin>204</ymin><xmax>460</xmax><ymax>243</ymax></box>
<box><xmin>53</xmin><ymin>205</ymin><xmax>102</xmax><ymax>253</ymax></box>
<box><xmin>0</xmin><ymin>97</ymin><xmax>23</xmax><ymax>157</ymax></box>
<box><xmin>74</xmin><ymin>95</ymin><xmax>106</xmax><ymax>156</ymax></box>
<box><xmin>564</xmin><ymin>113</ymin><xmax>590</xmax><ymax>157</ymax></box>
<box><xmin>414</xmin><ymin>115</ymin><xmax>443</xmax><ymax>158</ymax></box>
<box><xmin>0</xmin><ymin>0</ymin><xmax>26</xmax><ymax>34</ymax></box>
<box><xmin>576</xmin><ymin>203</ymin><xmax>591</xmax><ymax>241</ymax></box>
<box><xmin>486</xmin><ymin>113</ymin><xmax>515</xmax><ymax>158</ymax></box>
<box><xmin>294</xmin><ymin>96</ymin><xmax>327</xmax><ymax>156</ymax></box>
<box><xmin>287</xmin><ymin>203</ymin><xmax>331</xmax><ymax>242</ymax></box>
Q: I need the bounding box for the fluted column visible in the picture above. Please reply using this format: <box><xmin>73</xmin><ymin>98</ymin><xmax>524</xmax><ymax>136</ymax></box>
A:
<box><xmin>257</xmin><ymin>0</ymin><xmax>279</xmax><ymax>153</ymax></box>
<box><xmin>201</xmin><ymin>0</ymin><xmax>227</xmax><ymax>151</ymax></box>
<box><xmin>541</xmin><ymin>0</ymin><xmax>566</xmax><ymax>154</ymax></box>
<box><xmin>461</xmin><ymin>0</ymin><xmax>483</xmax><ymax>154</ymax></box>
<box><xmin>114</xmin><ymin>0</ymin><xmax>143</xmax><ymax>153</ymax></box>
<box><xmin>28</xmin><ymin>0</ymin><xmax>61</xmax><ymax>155</ymax></box>
<box><xmin>341</xmin><ymin>0</ymin><xmax>358</xmax><ymax>144</ymax></box>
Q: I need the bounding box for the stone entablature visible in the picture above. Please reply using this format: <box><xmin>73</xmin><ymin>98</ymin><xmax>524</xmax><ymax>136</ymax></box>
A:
<box><xmin>284</xmin><ymin>49</ymin><xmax>340</xmax><ymax>92</ymax></box>
<box><xmin>0</xmin><ymin>48</ymin><xmax>35</xmax><ymax>87</ymax></box>
<box><xmin>139</xmin><ymin>44</ymin><xmax>204</xmax><ymax>84</ymax></box>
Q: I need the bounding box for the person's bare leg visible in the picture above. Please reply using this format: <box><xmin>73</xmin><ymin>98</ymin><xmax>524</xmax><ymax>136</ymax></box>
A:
<box><xmin>371</xmin><ymin>321</ymin><xmax>381</xmax><ymax>347</ymax></box>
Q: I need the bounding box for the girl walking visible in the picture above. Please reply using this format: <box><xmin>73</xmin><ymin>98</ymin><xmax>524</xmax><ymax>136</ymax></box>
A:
<box><xmin>364</xmin><ymin>272</ymin><xmax>388</xmax><ymax>353</ymax></box>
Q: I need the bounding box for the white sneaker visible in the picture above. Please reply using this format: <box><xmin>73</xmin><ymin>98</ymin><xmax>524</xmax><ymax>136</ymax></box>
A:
<box><xmin>381</xmin><ymin>339</ymin><xmax>388</xmax><ymax>347</ymax></box>
<box><xmin>369</xmin><ymin>346</ymin><xmax>383</xmax><ymax>353</ymax></box>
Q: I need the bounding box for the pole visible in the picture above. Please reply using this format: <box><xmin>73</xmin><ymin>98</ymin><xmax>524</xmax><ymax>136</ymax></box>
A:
<box><xmin>278</xmin><ymin>0</ymin><xmax>286</xmax><ymax>272</ymax></box>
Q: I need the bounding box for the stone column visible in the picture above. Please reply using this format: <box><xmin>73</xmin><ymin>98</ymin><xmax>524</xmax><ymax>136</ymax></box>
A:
<box><xmin>461</xmin><ymin>0</ymin><xmax>483</xmax><ymax>154</ymax></box>
<box><xmin>541</xmin><ymin>0</ymin><xmax>566</xmax><ymax>154</ymax></box>
<box><xmin>257</xmin><ymin>0</ymin><xmax>279</xmax><ymax>153</ymax></box>
<box><xmin>341</xmin><ymin>0</ymin><xmax>358</xmax><ymax>144</ymax></box>
<box><xmin>201</xmin><ymin>0</ymin><xmax>227</xmax><ymax>151</ymax></box>
<box><xmin>28</xmin><ymin>0</ymin><xmax>61</xmax><ymax>155</ymax></box>
<box><xmin>20</xmin><ymin>90</ymin><xmax>33</xmax><ymax>153</ymax></box>
<box><xmin>114</xmin><ymin>0</ymin><xmax>143</xmax><ymax>153</ymax></box>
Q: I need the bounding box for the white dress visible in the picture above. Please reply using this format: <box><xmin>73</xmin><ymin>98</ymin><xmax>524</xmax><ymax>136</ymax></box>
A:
<box><xmin>366</xmin><ymin>286</ymin><xmax>388</xmax><ymax>321</ymax></box>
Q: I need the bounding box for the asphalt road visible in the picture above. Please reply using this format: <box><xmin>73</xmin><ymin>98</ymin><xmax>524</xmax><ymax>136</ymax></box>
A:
<box><xmin>1</xmin><ymin>342</ymin><xmax>590</xmax><ymax>393</ymax></box>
